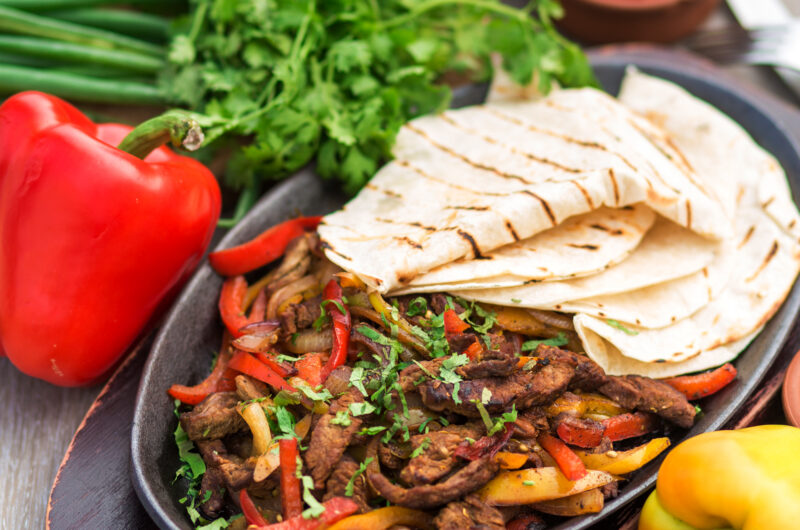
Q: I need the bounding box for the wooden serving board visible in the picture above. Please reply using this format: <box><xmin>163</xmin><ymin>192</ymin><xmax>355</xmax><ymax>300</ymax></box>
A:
<box><xmin>46</xmin><ymin>46</ymin><xmax>800</xmax><ymax>530</ymax></box>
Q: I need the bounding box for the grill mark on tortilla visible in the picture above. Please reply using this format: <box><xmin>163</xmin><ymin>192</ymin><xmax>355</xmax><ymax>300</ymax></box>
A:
<box><xmin>620</xmin><ymin>206</ymin><xmax>634</xmax><ymax>211</ymax></box>
<box><xmin>608</xmin><ymin>169</ymin><xmax>620</xmax><ymax>205</ymax></box>
<box><xmin>790</xmin><ymin>219</ymin><xmax>797</xmax><ymax>229</ymax></box>
<box><xmin>366</xmin><ymin>183</ymin><xmax>403</xmax><ymax>199</ymax></box>
<box><xmin>404</xmin><ymin>124</ymin><xmax>536</xmax><ymax>185</ymax></box>
<box><xmin>746</xmin><ymin>241</ymin><xmax>779</xmax><ymax>282</ymax></box>
<box><xmin>446</xmin><ymin>205</ymin><xmax>490</xmax><ymax>211</ymax></box>
<box><xmin>505</xmin><ymin>220</ymin><xmax>520</xmax><ymax>241</ymax></box>
<box><xmin>663</xmin><ymin>135</ymin><xmax>695</xmax><ymax>174</ymax></box>
<box><xmin>567</xmin><ymin>243</ymin><xmax>599</xmax><ymax>250</ymax></box>
<box><xmin>590</xmin><ymin>223</ymin><xmax>624</xmax><ymax>236</ymax></box>
<box><xmin>571</xmin><ymin>180</ymin><xmax>594</xmax><ymax>209</ymax></box>
<box><xmin>762</xmin><ymin>197</ymin><xmax>775</xmax><ymax>209</ymax></box>
<box><xmin>738</xmin><ymin>225</ymin><xmax>756</xmax><ymax>249</ymax></box>
<box><xmin>393</xmin><ymin>236</ymin><xmax>423</xmax><ymax>250</ymax></box>
<box><xmin>320</xmin><ymin>241</ymin><xmax>352</xmax><ymax>262</ymax></box>
<box><xmin>520</xmin><ymin>190</ymin><xmax>557</xmax><ymax>226</ymax></box>
<box><xmin>451</xmin><ymin>228</ymin><xmax>485</xmax><ymax>259</ymax></box>
<box><xmin>375</xmin><ymin>217</ymin><xmax>437</xmax><ymax>232</ymax></box>
<box><xmin>439</xmin><ymin>113</ymin><xmax>585</xmax><ymax>174</ymax></box>
<box><xmin>396</xmin><ymin>160</ymin><xmax>510</xmax><ymax>197</ymax></box>
<box><xmin>485</xmin><ymin>107</ymin><xmax>640</xmax><ymax>172</ymax></box>
<box><xmin>686</xmin><ymin>199</ymin><xmax>693</xmax><ymax>230</ymax></box>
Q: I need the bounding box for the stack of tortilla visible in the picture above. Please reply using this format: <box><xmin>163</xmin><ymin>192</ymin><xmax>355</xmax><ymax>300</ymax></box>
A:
<box><xmin>319</xmin><ymin>70</ymin><xmax>800</xmax><ymax>378</ymax></box>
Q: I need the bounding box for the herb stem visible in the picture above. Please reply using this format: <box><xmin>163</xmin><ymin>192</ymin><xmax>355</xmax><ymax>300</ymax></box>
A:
<box><xmin>381</xmin><ymin>0</ymin><xmax>528</xmax><ymax>30</ymax></box>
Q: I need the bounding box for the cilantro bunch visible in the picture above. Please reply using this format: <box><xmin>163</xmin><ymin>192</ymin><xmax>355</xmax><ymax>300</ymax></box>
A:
<box><xmin>160</xmin><ymin>0</ymin><xmax>596</xmax><ymax>217</ymax></box>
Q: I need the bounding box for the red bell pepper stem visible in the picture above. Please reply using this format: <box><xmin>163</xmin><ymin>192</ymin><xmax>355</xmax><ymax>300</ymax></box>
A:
<box><xmin>556</xmin><ymin>421</ymin><xmax>604</xmax><ymax>449</ymax></box>
<box><xmin>443</xmin><ymin>308</ymin><xmax>469</xmax><ymax>337</ymax></box>
<box><xmin>219</xmin><ymin>276</ymin><xmax>251</xmax><ymax>338</ymax></box>
<box><xmin>209</xmin><ymin>216</ymin><xmax>323</xmax><ymax>277</ymax></box>
<box><xmin>251</xmin><ymin>497</ymin><xmax>359</xmax><ymax>530</ymax></box>
<box><xmin>167</xmin><ymin>347</ymin><xmax>235</xmax><ymax>405</ymax></box>
<box><xmin>538</xmin><ymin>433</ymin><xmax>587</xmax><ymax>481</ymax></box>
<box><xmin>240</xmin><ymin>489</ymin><xmax>268</xmax><ymax>527</ymax></box>
<box><xmin>279</xmin><ymin>438</ymin><xmax>303</xmax><ymax>519</ymax></box>
<box><xmin>602</xmin><ymin>412</ymin><xmax>658</xmax><ymax>442</ymax></box>
<box><xmin>117</xmin><ymin>110</ymin><xmax>204</xmax><ymax>159</ymax></box>
<box><xmin>295</xmin><ymin>353</ymin><xmax>325</xmax><ymax>387</ymax></box>
<box><xmin>320</xmin><ymin>280</ymin><xmax>350</xmax><ymax>382</ymax></box>
<box><xmin>228</xmin><ymin>351</ymin><xmax>296</xmax><ymax>393</ymax></box>
<box><xmin>662</xmin><ymin>363</ymin><xmax>738</xmax><ymax>400</ymax></box>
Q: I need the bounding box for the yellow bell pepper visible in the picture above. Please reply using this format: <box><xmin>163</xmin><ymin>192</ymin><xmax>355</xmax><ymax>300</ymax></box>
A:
<box><xmin>638</xmin><ymin>425</ymin><xmax>800</xmax><ymax>530</ymax></box>
<box><xmin>326</xmin><ymin>506</ymin><xmax>434</xmax><ymax>530</ymax></box>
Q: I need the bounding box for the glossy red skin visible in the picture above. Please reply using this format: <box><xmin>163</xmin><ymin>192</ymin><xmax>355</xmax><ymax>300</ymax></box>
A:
<box><xmin>0</xmin><ymin>92</ymin><xmax>220</xmax><ymax>386</ymax></box>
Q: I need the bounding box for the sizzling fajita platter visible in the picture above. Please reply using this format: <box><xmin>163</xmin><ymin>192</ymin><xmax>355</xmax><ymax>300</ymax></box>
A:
<box><xmin>132</xmin><ymin>56</ymin><xmax>800</xmax><ymax>530</ymax></box>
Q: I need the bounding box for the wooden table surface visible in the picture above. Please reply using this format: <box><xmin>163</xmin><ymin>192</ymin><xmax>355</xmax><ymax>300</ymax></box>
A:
<box><xmin>3</xmin><ymin>4</ymin><xmax>800</xmax><ymax>530</ymax></box>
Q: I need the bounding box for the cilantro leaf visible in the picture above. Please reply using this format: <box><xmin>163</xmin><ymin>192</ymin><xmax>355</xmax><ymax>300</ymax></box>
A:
<box><xmin>521</xmin><ymin>331</ymin><xmax>569</xmax><ymax>352</ymax></box>
<box><xmin>606</xmin><ymin>319</ymin><xmax>640</xmax><ymax>336</ymax></box>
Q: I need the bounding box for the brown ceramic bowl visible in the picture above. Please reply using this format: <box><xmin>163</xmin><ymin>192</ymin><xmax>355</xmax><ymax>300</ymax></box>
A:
<box><xmin>558</xmin><ymin>0</ymin><xmax>721</xmax><ymax>44</ymax></box>
<box><xmin>783</xmin><ymin>350</ymin><xmax>800</xmax><ymax>427</ymax></box>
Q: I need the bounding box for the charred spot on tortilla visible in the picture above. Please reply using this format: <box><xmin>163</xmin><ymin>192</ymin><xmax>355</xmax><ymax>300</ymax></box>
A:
<box><xmin>762</xmin><ymin>197</ymin><xmax>775</xmax><ymax>209</ymax></box>
<box><xmin>620</xmin><ymin>205</ymin><xmax>634</xmax><ymax>211</ymax></box>
<box><xmin>655</xmin><ymin>359</ymin><xmax>667</xmax><ymax>363</ymax></box>
<box><xmin>572</xmin><ymin>180</ymin><xmax>595</xmax><ymax>209</ymax></box>
<box><xmin>504</xmin><ymin>220</ymin><xmax>520</xmax><ymax>242</ymax></box>
<box><xmin>446</xmin><ymin>205</ymin><xmax>490</xmax><ymax>211</ymax></box>
<box><xmin>453</xmin><ymin>228</ymin><xmax>485</xmax><ymax>259</ymax></box>
<box><xmin>375</xmin><ymin>217</ymin><xmax>437</xmax><ymax>233</ymax></box>
<box><xmin>393</xmin><ymin>236</ymin><xmax>423</xmax><ymax>250</ymax></box>
<box><xmin>567</xmin><ymin>243</ymin><xmax>599</xmax><ymax>251</ymax></box>
<box><xmin>608</xmin><ymin>169</ymin><xmax>620</xmax><ymax>205</ymax></box>
<box><xmin>320</xmin><ymin>241</ymin><xmax>352</xmax><ymax>262</ymax></box>
<box><xmin>404</xmin><ymin>123</ymin><xmax>535</xmax><ymax>186</ymax></box>
<box><xmin>520</xmin><ymin>190</ymin><xmax>557</xmax><ymax>226</ymax></box>
<box><xmin>790</xmin><ymin>219</ymin><xmax>797</xmax><ymax>229</ymax></box>
<box><xmin>745</xmin><ymin>240</ymin><xmax>779</xmax><ymax>282</ymax></box>
<box><xmin>685</xmin><ymin>199</ymin><xmax>692</xmax><ymax>230</ymax></box>
<box><xmin>366</xmin><ymin>183</ymin><xmax>403</xmax><ymax>199</ymax></box>
<box><xmin>738</xmin><ymin>225</ymin><xmax>756</xmax><ymax>249</ymax></box>
<box><xmin>396</xmin><ymin>159</ymin><xmax>510</xmax><ymax>198</ymax></box>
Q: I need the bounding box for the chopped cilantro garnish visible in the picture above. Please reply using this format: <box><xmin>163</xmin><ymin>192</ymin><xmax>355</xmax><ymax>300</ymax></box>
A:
<box><xmin>521</xmin><ymin>332</ymin><xmax>569</xmax><ymax>352</ymax></box>
<box><xmin>606</xmin><ymin>319</ymin><xmax>639</xmax><ymax>335</ymax></box>
<box><xmin>274</xmin><ymin>390</ymin><xmax>302</xmax><ymax>406</ymax></box>
<box><xmin>331</xmin><ymin>410</ymin><xmax>352</xmax><ymax>427</ymax></box>
<box><xmin>511</xmin><ymin>298</ymin><xmax>522</xmax><ymax>304</ymax></box>
<box><xmin>488</xmin><ymin>406</ymin><xmax>518</xmax><ymax>436</ymax></box>
<box><xmin>274</xmin><ymin>406</ymin><xmax>297</xmax><ymax>439</ymax></box>
<box><xmin>523</xmin><ymin>480</ymin><xmax>536</xmax><ymax>486</ymax></box>
<box><xmin>349</xmin><ymin>402</ymin><xmax>377</xmax><ymax>416</ymax></box>
<box><xmin>359</xmin><ymin>425</ymin><xmax>387</xmax><ymax>436</ymax></box>
<box><xmin>473</xmin><ymin>399</ymin><xmax>494</xmax><ymax>433</ymax></box>
<box><xmin>418</xmin><ymin>417</ymin><xmax>435</xmax><ymax>433</ymax></box>
<box><xmin>410</xmin><ymin>437</ymin><xmax>432</xmax><ymax>458</ymax></box>
<box><xmin>300</xmin><ymin>474</ymin><xmax>325</xmax><ymax>519</ymax></box>
<box><xmin>294</xmin><ymin>380</ymin><xmax>333</xmax><ymax>402</ymax></box>
<box><xmin>345</xmin><ymin>458</ymin><xmax>373</xmax><ymax>497</ymax></box>
<box><xmin>349</xmin><ymin>366</ymin><xmax>368</xmax><ymax>397</ymax></box>
<box><xmin>406</xmin><ymin>297</ymin><xmax>428</xmax><ymax>317</ymax></box>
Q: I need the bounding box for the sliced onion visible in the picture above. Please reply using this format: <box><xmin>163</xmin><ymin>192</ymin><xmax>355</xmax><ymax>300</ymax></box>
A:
<box><xmin>286</xmin><ymin>329</ymin><xmax>332</xmax><ymax>354</ymax></box>
<box><xmin>526</xmin><ymin>308</ymin><xmax>574</xmax><ymax>330</ymax></box>
<box><xmin>233</xmin><ymin>325</ymin><xmax>280</xmax><ymax>353</ymax></box>
<box><xmin>349</xmin><ymin>306</ymin><xmax>427</xmax><ymax>356</ymax></box>
<box><xmin>266</xmin><ymin>275</ymin><xmax>318</xmax><ymax>320</ymax></box>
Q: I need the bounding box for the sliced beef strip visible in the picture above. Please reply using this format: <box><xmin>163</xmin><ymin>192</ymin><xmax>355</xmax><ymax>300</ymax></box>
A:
<box><xmin>536</xmin><ymin>345</ymin><xmax>607</xmax><ymax>391</ymax></box>
<box><xmin>235</xmin><ymin>375</ymin><xmax>268</xmax><ymax>402</ymax></box>
<box><xmin>198</xmin><ymin>466</ymin><xmax>227</xmax><ymax>519</ymax></box>
<box><xmin>180</xmin><ymin>392</ymin><xmax>246</xmax><ymax>441</ymax></box>
<box><xmin>379</xmin><ymin>440</ymin><xmax>411</xmax><ymax>470</ymax></box>
<box><xmin>514</xmin><ymin>407</ymin><xmax>549</xmax><ymax>439</ymax></box>
<box><xmin>430</xmin><ymin>294</ymin><xmax>465</xmax><ymax>316</ymax></box>
<box><xmin>323</xmin><ymin>455</ymin><xmax>370</xmax><ymax>513</ymax></box>
<box><xmin>196</xmin><ymin>439</ymin><xmax>254</xmax><ymax>491</ymax></box>
<box><xmin>399</xmin><ymin>423</ymin><xmax>484</xmax><ymax>486</ymax></box>
<box><xmin>434</xmin><ymin>494</ymin><xmax>505</xmax><ymax>530</ymax></box>
<box><xmin>599</xmin><ymin>375</ymin><xmax>695</xmax><ymax>428</ymax></box>
<box><xmin>419</xmin><ymin>361</ymin><xmax>573</xmax><ymax>417</ymax></box>
<box><xmin>349</xmin><ymin>323</ymin><xmax>400</xmax><ymax>366</ymax></box>
<box><xmin>398</xmin><ymin>357</ymin><xmax>446</xmax><ymax>392</ymax></box>
<box><xmin>305</xmin><ymin>388</ymin><xmax>364</xmax><ymax>488</ymax></box>
<box><xmin>368</xmin><ymin>455</ymin><xmax>499</xmax><ymax>509</ymax></box>
<box><xmin>279</xmin><ymin>294</ymin><xmax>322</xmax><ymax>335</ymax></box>
<box><xmin>455</xmin><ymin>349</ymin><xmax>516</xmax><ymax>380</ymax></box>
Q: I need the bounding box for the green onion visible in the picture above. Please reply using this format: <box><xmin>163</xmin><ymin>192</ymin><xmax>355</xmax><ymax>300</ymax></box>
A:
<box><xmin>0</xmin><ymin>36</ymin><xmax>163</xmax><ymax>73</ymax></box>
<box><xmin>0</xmin><ymin>64</ymin><xmax>165</xmax><ymax>104</ymax></box>
<box><xmin>48</xmin><ymin>8</ymin><xmax>170</xmax><ymax>43</ymax></box>
<box><xmin>0</xmin><ymin>5</ymin><xmax>163</xmax><ymax>56</ymax></box>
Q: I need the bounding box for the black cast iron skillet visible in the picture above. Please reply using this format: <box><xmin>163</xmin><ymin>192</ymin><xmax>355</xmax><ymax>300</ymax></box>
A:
<box><xmin>131</xmin><ymin>52</ymin><xmax>800</xmax><ymax>529</ymax></box>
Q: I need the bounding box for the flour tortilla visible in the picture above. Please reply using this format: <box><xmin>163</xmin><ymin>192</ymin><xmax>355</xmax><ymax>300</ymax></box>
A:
<box><xmin>397</xmin><ymin>205</ymin><xmax>655</xmax><ymax>291</ymax></box>
<box><xmin>319</xmin><ymin>87</ymin><xmax>730</xmax><ymax>293</ymax></box>
<box><xmin>446</xmin><ymin>215</ymin><xmax>719</xmax><ymax>316</ymax></box>
<box><xmin>567</xmin><ymin>70</ymin><xmax>800</xmax><ymax>370</ymax></box>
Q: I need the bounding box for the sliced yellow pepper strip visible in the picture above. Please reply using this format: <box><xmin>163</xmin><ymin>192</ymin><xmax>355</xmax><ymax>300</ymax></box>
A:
<box><xmin>532</xmin><ymin>487</ymin><xmax>604</xmax><ymax>516</ymax></box>
<box><xmin>327</xmin><ymin>506</ymin><xmax>435</xmax><ymax>530</ymax></box>
<box><xmin>477</xmin><ymin>466</ymin><xmax>613</xmax><ymax>506</ymax></box>
<box><xmin>575</xmin><ymin>437</ymin><xmax>670</xmax><ymax>475</ymax></box>
<box><xmin>545</xmin><ymin>392</ymin><xmax>626</xmax><ymax>418</ymax></box>
<box><xmin>493</xmin><ymin>451</ymin><xmax>528</xmax><ymax>470</ymax></box>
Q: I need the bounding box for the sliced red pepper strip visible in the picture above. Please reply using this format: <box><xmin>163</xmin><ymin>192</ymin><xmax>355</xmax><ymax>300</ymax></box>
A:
<box><xmin>253</xmin><ymin>351</ymin><xmax>297</xmax><ymax>379</ymax></box>
<box><xmin>319</xmin><ymin>280</ymin><xmax>350</xmax><ymax>382</ymax></box>
<box><xmin>556</xmin><ymin>420</ymin><xmax>605</xmax><ymax>449</ymax></box>
<box><xmin>251</xmin><ymin>497</ymin><xmax>359</xmax><ymax>530</ymax></box>
<box><xmin>538</xmin><ymin>433</ymin><xmax>588</xmax><ymax>481</ymax></box>
<box><xmin>219</xmin><ymin>276</ymin><xmax>251</xmax><ymax>338</ymax></box>
<box><xmin>228</xmin><ymin>351</ymin><xmax>296</xmax><ymax>393</ymax></box>
<box><xmin>601</xmin><ymin>412</ymin><xmax>658</xmax><ymax>442</ymax></box>
<box><xmin>661</xmin><ymin>363</ymin><xmax>737</xmax><ymax>400</ymax></box>
<box><xmin>295</xmin><ymin>352</ymin><xmax>325</xmax><ymax>387</ymax></box>
<box><xmin>240</xmin><ymin>489</ymin><xmax>268</xmax><ymax>527</ymax></box>
<box><xmin>455</xmin><ymin>423</ymin><xmax>514</xmax><ymax>461</ymax></box>
<box><xmin>209</xmin><ymin>216</ymin><xmax>322</xmax><ymax>277</ymax></box>
<box><xmin>279</xmin><ymin>438</ymin><xmax>303</xmax><ymax>519</ymax></box>
<box><xmin>247</xmin><ymin>289</ymin><xmax>268</xmax><ymax>324</ymax></box>
<box><xmin>443</xmin><ymin>308</ymin><xmax>470</xmax><ymax>337</ymax></box>
<box><xmin>168</xmin><ymin>347</ymin><xmax>235</xmax><ymax>405</ymax></box>
<box><xmin>463</xmin><ymin>340</ymin><xmax>483</xmax><ymax>361</ymax></box>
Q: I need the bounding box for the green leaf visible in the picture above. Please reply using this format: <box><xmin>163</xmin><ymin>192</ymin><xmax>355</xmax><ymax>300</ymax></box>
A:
<box><xmin>606</xmin><ymin>319</ymin><xmax>640</xmax><ymax>336</ymax></box>
<box><xmin>521</xmin><ymin>332</ymin><xmax>568</xmax><ymax>352</ymax></box>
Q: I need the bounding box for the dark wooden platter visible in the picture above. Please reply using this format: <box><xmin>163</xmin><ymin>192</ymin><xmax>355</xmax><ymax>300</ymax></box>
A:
<box><xmin>47</xmin><ymin>46</ymin><xmax>800</xmax><ymax>530</ymax></box>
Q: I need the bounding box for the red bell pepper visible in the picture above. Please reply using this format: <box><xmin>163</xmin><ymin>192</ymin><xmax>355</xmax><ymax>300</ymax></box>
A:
<box><xmin>253</xmin><ymin>351</ymin><xmax>297</xmax><ymax>379</ymax></box>
<box><xmin>538</xmin><ymin>433</ymin><xmax>587</xmax><ymax>481</ymax></box>
<box><xmin>661</xmin><ymin>363</ymin><xmax>737</xmax><ymax>400</ymax></box>
<box><xmin>602</xmin><ymin>412</ymin><xmax>658</xmax><ymax>442</ymax></box>
<box><xmin>279</xmin><ymin>437</ymin><xmax>303</xmax><ymax>519</ymax></box>
<box><xmin>463</xmin><ymin>340</ymin><xmax>483</xmax><ymax>361</ymax></box>
<box><xmin>556</xmin><ymin>420</ymin><xmax>605</xmax><ymax>449</ymax></box>
<box><xmin>295</xmin><ymin>353</ymin><xmax>325</xmax><ymax>387</ymax></box>
<box><xmin>219</xmin><ymin>276</ymin><xmax>253</xmax><ymax>338</ymax></box>
<box><xmin>209</xmin><ymin>216</ymin><xmax>322</xmax><ymax>277</ymax></box>
<box><xmin>168</xmin><ymin>346</ymin><xmax>237</xmax><ymax>405</ymax></box>
<box><xmin>240</xmin><ymin>489</ymin><xmax>269</xmax><ymax>527</ymax></box>
<box><xmin>0</xmin><ymin>92</ymin><xmax>220</xmax><ymax>386</ymax></box>
<box><xmin>319</xmin><ymin>280</ymin><xmax>350</xmax><ymax>382</ymax></box>
<box><xmin>443</xmin><ymin>308</ymin><xmax>470</xmax><ymax>337</ymax></box>
<box><xmin>251</xmin><ymin>497</ymin><xmax>358</xmax><ymax>530</ymax></box>
<box><xmin>455</xmin><ymin>423</ymin><xmax>514</xmax><ymax>461</ymax></box>
<box><xmin>228</xmin><ymin>351</ymin><xmax>296</xmax><ymax>393</ymax></box>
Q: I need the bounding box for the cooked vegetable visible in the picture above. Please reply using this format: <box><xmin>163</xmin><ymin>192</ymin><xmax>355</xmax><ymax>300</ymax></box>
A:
<box><xmin>538</xmin><ymin>433</ymin><xmax>587</xmax><ymax>481</ymax></box>
<box><xmin>478</xmin><ymin>467</ymin><xmax>614</xmax><ymax>505</ymax></box>
<box><xmin>319</xmin><ymin>279</ymin><xmax>351</xmax><ymax>381</ymax></box>
<box><xmin>493</xmin><ymin>451</ymin><xmax>528</xmax><ymax>470</ymax></box>
<box><xmin>228</xmin><ymin>351</ymin><xmax>296</xmax><ymax>393</ymax></box>
<box><xmin>280</xmin><ymin>438</ymin><xmax>303</xmax><ymax>519</ymax></box>
<box><xmin>661</xmin><ymin>363</ymin><xmax>737</xmax><ymax>400</ymax></box>
<box><xmin>239</xmin><ymin>402</ymin><xmax>273</xmax><ymax>455</ymax></box>
<box><xmin>219</xmin><ymin>276</ymin><xmax>257</xmax><ymax>337</ymax></box>
<box><xmin>240</xmin><ymin>489</ymin><xmax>269</xmax><ymax>527</ymax></box>
<box><xmin>575</xmin><ymin>437</ymin><xmax>670</xmax><ymax>475</ymax></box>
<box><xmin>532</xmin><ymin>487</ymin><xmax>604</xmax><ymax>516</ymax></box>
<box><xmin>326</xmin><ymin>506</ymin><xmax>435</xmax><ymax>530</ymax></box>
<box><xmin>602</xmin><ymin>412</ymin><xmax>658</xmax><ymax>442</ymax></box>
<box><xmin>250</xmin><ymin>497</ymin><xmax>359</xmax><ymax>529</ymax></box>
<box><xmin>168</xmin><ymin>343</ymin><xmax>236</xmax><ymax>405</ymax></box>
<box><xmin>0</xmin><ymin>92</ymin><xmax>219</xmax><ymax>386</ymax></box>
<box><xmin>639</xmin><ymin>426</ymin><xmax>800</xmax><ymax>530</ymax></box>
